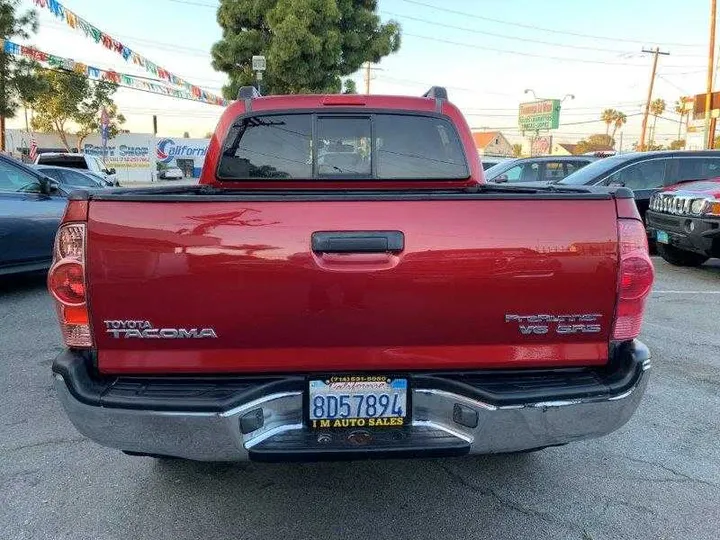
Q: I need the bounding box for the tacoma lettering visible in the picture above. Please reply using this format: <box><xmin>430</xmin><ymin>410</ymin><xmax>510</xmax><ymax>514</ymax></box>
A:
<box><xmin>104</xmin><ymin>320</ymin><xmax>217</xmax><ymax>339</ymax></box>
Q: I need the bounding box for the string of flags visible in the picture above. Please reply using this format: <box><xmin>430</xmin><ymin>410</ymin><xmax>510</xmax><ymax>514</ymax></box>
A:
<box><xmin>2</xmin><ymin>39</ymin><xmax>220</xmax><ymax>105</ymax></box>
<box><xmin>32</xmin><ymin>0</ymin><xmax>227</xmax><ymax>106</ymax></box>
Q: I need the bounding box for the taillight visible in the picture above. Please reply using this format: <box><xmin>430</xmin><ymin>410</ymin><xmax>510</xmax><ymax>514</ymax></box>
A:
<box><xmin>612</xmin><ymin>219</ymin><xmax>654</xmax><ymax>340</ymax></box>
<box><xmin>48</xmin><ymin>221</ymin><xmax>93</xmax><ymax>348</ymax></box>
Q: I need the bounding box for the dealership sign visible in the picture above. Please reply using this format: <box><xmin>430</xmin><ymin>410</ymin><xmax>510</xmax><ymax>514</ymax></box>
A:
<box><xmin>518</xmin><ymin>99</ymin><xmax>561</xmax><ymax>131</ymax></box>
<box><xmin>156</xmin><ymin>138</ymin><xmax>209</xmax><ymax>164</ymax></box>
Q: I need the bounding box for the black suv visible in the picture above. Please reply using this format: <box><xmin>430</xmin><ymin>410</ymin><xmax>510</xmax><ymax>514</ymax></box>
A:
<box><xmin>557</xmin><ymin>150</ymin><xmax>720</xmax><ymax>222</ymax></box>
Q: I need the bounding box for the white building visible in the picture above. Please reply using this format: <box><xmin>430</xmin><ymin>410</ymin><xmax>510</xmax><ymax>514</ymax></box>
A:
<box><xmin>5</xmin><ymin>129</ymin><xmax>211</xmax><ymax>184</ymax></box>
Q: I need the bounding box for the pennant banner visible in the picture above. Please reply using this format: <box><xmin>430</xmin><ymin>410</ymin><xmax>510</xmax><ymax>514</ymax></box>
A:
<box><xmin>32</xmin><ymin>0</ymin><xmax>227</xmax><ymax>106</ymax></box>
<box><xmin>2</xmin><ymin>39</ymin><xmax>219</xmax><ymax>105</ymax></box>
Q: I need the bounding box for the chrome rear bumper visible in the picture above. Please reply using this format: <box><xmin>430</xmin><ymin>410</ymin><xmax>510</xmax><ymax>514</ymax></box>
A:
<box><xmin>53</xmin><ymin>344</ymin><xmax>651</xmax><ymax>462</ymax></box>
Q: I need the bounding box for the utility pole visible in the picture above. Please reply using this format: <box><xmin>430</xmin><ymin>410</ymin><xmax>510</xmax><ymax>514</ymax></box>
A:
<box><xmin>639</xmin><ymin>47</ymin><xmax>670</xmax><ymax>151</ymax></box>
<box><xmin>364</xmin><ymin>62</ymin><xmax>371</xmax><ymax>94</ymax></box>
<box><xmin>705</xmin><ymin>0</ymin><xmax>718</xmax><ymax>148</ymax></box>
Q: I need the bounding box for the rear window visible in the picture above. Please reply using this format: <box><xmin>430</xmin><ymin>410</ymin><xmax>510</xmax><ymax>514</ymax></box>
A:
<box><xmin>217</xmin><ymin>113</ymin><xmax>469</xmax><ymax>180</ymax></box>
<box><xmin>36</xmin><ymin>155</ymin><xmax>88</xmax><ymax>170</ymax></box>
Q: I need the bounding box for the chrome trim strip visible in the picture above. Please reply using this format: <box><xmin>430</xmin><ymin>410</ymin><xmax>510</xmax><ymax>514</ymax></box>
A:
<box><xmin>220</xmin><ymin>391</ymin><xmax>302</xmax><ymax>418</ymax></box>
<box><xmin>414</xmin><ymin>388</ymin><xmax>497</xmax><ymax>410</ymax></box>
<box><xmin>412</xmin><ymin>420</ymin><xmax>474</xmax><ymax>443</ymax></box>
<box><xmin>244</xmin><ymin>423</ymin><xmax>304</xmax><ymax>449</ymax></box>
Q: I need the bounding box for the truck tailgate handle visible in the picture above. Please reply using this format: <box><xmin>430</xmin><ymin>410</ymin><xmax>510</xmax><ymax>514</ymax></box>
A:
<box><xmin>311</xmin><ymin>231</ymin><xmax>404</xmax><ymax>254</ymax></box>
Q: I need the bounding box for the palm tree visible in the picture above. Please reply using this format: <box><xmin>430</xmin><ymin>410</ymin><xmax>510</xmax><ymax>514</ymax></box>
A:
<box><xmin>674</xmin><ymin>99</ymin><xmax>686</xmax><ymax>142</ymax></box>
<box><xmin>649</xmin><ymin>98</ymin><xmax>666</xmax><ymax>144</ymax></box>
<box><xmin>601</xmin><ymin>108</ymin><xmax>616</xmax><ymax>135</ymax></box>
<box><xmin>611</xmin><ymin>111</ymin><xmax>627</xmax><ymax>141</ymax></box>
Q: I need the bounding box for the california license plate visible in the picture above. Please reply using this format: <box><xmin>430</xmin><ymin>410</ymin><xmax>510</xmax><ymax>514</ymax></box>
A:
<box><xmin>656</xmin><ymin>230</ymin><xmax>669</xmax><ymax>244</ymax></box>
<box><xmin>308</xmin><ymin>375</ymin><xmax>409</xmax><ymax>429</ymax></box>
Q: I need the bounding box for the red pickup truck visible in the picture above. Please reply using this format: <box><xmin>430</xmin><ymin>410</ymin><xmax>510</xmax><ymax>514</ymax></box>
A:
<box><xmin>646</xmin><ymin>178</ymin><xmax>720</xmax><ymax>266</ymax></box>
<box><xmin>49</xmin><ymin>87</ymin><xmax>654</xmax><ymax>462</ymax></box>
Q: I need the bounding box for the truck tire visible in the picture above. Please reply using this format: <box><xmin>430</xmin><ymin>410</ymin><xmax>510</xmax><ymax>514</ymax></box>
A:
<box><xmin>656</xmin><ymin>243</ymin><xmax>709</xmax><ymax>267</ymax></box>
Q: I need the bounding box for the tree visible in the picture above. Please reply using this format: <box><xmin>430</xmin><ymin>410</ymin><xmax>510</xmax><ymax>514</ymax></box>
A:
<box><xmin>601</xmin><ymin>108</ymin><xmax>616</xmax><ymax>135</ymax></box>
<box><xmin>0</xmin><ymin>0</ymin><xmax>39</xmax><ymax>150</ymax></box>
<box><xmin>211</xmin><ymin>0</ymin><xmax>401</xmax><ymax>97</ymax></box>
<box><xmin>511</xmin><ymin>143</ymin><xmax>523</xmax><ymax>157</ymax></box>
<box><xmin>575</xmin><ymin>134</ymin><xmax>615</xmax><ymax>154</ymax></box>
<box><xmin>668</xmin><ymin>139</ymin><xmax>686</xmax><ymax>150</ymax></box>
<box><xmin>611</xmin><ymin>111</ymin><xmax>627</xmax><ymax>141</ymax></box>
<box><xmin>674</xmin><ymin>99</ymin><xmax>687</xmax><ymax>141</ymax></box>
<box><xmin>649</xmin><ymin>98</ymin><xmax>666</xmax><ymax>144</ymax></box>
<box><xmin>204</xmin><ymin>131</ymin><xmax>213</xmax><ymax>138</ymax></box>
<box><xmin>11</xmin><ymin>58</ymin><xmax>47</xmax><ymax>132</ymax></box>
<box><xmin>183</xmin><ymin>131</ymin><xmax>190</xmax><ymax>138</ymax></box>
<box><xmin>342</xmin><ymin>79</ymin><xmax>357</xmax><ymax>94</ymax></box>
<box><xmin>633</xmin><ymin>141</ymin><xmax>664</xmax><ymax>151</ymax></box>
<box><xmin>31</xmin><ymin>70</ymin><xmax>124</xmax><ymax>151</ymax></box>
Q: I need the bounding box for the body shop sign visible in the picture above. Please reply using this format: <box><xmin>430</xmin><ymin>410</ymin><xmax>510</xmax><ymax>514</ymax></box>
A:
<box><xmin>518</xmin><ymin>99</ymin><xmax>561</xmax><ymax>131</ymax></box>
<box><xmin>84</xmin><ymin>143</ymin><xmax>150</xmax><ymax>168</ymax></box>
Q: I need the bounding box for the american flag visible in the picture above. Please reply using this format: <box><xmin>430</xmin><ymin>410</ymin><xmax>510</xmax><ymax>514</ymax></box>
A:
<box><xmin>29</xmin><ymin>135</ymin><xmax>38</xmax><ymax>162</ymax></box>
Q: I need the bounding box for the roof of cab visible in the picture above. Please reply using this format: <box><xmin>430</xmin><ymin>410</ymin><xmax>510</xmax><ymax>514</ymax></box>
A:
<box><xmin>226</xmin><ymin>93</ymin><xmax>442</xmax><ymax>116</ymax></box>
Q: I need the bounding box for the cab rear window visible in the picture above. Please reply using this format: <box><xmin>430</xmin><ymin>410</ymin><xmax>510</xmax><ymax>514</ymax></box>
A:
<box><xmin>217</xmin><ymin>113</ymin><xmax>469</xmax><ymax>180</ymax></box>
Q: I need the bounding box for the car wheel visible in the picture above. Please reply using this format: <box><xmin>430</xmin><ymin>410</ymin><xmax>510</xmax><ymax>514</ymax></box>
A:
<box><xmin>656</xmin><ymin>243</ymin><xmax>709</xmax><ymax>267</ymax></box>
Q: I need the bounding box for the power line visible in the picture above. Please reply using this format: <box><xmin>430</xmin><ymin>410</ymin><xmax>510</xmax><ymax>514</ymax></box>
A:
<box><xmin>397</xmin><ymin>0</ymin><xmax>706</xmax><ymax>48</ymax></box>
<box><xmin>157</xmin><ymin>0</ymin><xmax>706</xmax><ymax>66</ymax></box>
<box><xmin>403</xmin><ymin>32</ymin><xmax>702</xmax><ymax>68</ymax></box>
<box><xmin>383</xmin><ymin>11</ymin><xmax>658</xmax><ymax>56</ymax></box>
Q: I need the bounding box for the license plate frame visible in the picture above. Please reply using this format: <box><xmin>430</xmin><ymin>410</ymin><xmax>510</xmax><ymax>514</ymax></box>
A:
<box><xmin>305</xmin><ymin>374</ymin><xmax>411</xmax><ymax>430</ymax></box>
<box><xmin>656</xmin><ymin>230</ymin><xmax>669</xmax><ymax>244</ymax></box>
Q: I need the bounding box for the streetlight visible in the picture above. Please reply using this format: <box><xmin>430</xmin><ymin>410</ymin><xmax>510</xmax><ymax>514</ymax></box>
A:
<box><xmin>524</xmin><ymin>90</ymin><xmax>575</xmax><ymax>103</ymax></box>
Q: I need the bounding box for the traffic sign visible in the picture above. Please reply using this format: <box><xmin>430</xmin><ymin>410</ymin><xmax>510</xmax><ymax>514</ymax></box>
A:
<box><xmin>252</xmin><ymin>55</ymin><xmax>266</xmax><ymax>71</ymax></box>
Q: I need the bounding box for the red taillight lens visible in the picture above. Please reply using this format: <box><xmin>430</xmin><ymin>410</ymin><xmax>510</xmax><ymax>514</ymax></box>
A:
<box><xmin>48</xmin><ymin>223</ymin><xmax>93</xmax><ymax>348</ymax></box>
<box><xmin>48</xmin><ymin>261</ymin><xmax>85</xmax><ymax>305</ymax></box>
<box><xmin>612</xmin><ymin>219</ymin><xmax>654</xmax><ymax>341</ymax></box>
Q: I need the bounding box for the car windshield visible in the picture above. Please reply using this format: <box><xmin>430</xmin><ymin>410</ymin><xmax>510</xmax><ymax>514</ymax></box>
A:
<box><xmin>557</xmin><ymin>155</ymin><xmax>636</xmax><ymax>185</ymax></box>
<box><xmin>483</xmin><ymin>160</ymin><xmax>516</xmax><ymax>179</ymax></box>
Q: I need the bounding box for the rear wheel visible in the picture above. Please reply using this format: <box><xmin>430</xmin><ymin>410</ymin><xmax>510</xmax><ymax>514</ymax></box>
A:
<box><xmin>656</xmin><ymin>243</ymin><xmax>709</xmax><ymax>267</ymax></box>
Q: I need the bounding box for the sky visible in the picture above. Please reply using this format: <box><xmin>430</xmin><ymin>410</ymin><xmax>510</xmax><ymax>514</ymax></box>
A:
<box><xmin>9</xmin><ymin>0</ymin><xmax>717</xmax><ymax>147</ymax></box>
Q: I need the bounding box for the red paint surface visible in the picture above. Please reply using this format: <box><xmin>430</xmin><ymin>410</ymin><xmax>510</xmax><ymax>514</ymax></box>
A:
<box><xmin>87</xmin><ymin>198</ymin><xmax>620</xmax><ymax>374</ymax></box>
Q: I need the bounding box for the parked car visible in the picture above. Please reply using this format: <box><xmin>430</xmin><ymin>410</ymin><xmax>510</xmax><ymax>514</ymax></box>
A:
<box><xmin>158</xmin><ymin>166</ymin><xmax>184</xmax><ymax>180</ymax></box>
<box><xmin>35</xmin><ymin>165</ymin><xmax>108</xmax><ymax>190</ymax></box>
<box><xmin>480</xmin><ymin>155</ymin><xmax>511</xmax><ymax>170</ymax></box>
<box><xmin>484</xmin><ymin>155</ymin><xmax>598</xmax><ymax>183</ymax></box>
<box><xmin>0</xmin><ymin>154</ymin><xmax>68</xmax><ymax>275</ymax></box>
<box><xmin>35</xmin><ymin>152</ymin><xmax>119</xmax><ymax>187</ymax></box>
<box><xmin>557</xmin><ymin>150</ymin><xmax>720</xmax><ymax>223</ymax></box>
<box><xmin>646</xmin><ymin>178</ymin><xmax>720</xmax><ymax>266</ymax></box>
<box><xmin>49</xmin><ymin>86</ymin><xmax>653</xmax><ymax>463</ymax></box>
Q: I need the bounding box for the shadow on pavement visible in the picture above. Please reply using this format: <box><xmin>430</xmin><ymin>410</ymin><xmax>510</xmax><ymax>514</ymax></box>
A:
<box><xmin>0</xmin><ymin>272</ymin><xmax>48</xmax><ymax>298</ymax></box>
<box><xmin>132</xmin><ymin>453</ymin><xmax>548</xmax><ymax>537</ymax></box>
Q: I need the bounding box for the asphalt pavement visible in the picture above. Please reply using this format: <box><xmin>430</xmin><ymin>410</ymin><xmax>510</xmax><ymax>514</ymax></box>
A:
<box><xmin>1</xmin><ymin>258</ymin><xmax>719</xmax><ymax>540</ymax></box>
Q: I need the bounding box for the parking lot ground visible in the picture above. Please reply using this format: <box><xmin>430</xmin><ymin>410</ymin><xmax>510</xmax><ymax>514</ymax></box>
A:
<box><xmin>1</xmin><ymin>259</ymin><xmax>719</xmax><ymax>540</ymax></box>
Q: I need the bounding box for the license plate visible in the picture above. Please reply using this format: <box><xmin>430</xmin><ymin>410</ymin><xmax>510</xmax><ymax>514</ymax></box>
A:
<box><xmin>307</xmin><ymin>375</ymin><xmax>409</xmax><ymax>429</ymax></box>
<box><xmin>656</xmin><ymin>230</ymin><xmax>669</xmax><ymax>244</ymax></box>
